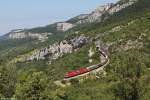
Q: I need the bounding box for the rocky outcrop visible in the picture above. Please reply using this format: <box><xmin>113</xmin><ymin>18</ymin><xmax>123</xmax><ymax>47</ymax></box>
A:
<box><xmin>95</xmin><ymin>40</ymin><xmax>109</xmax><ymax>55</ymax></box>
<box><xmin>78</xmin><ymin>3</ymin><xmax>113</xmax><ymax>24</ymax></box>
<box><xmin>76</xmin><ymin>0</ymin><xmax>137</xmax><ymax>24</ymax></box>
<box><xmin>108</xmin><ymin>0</ymin><xmax>137</xmax><ymax>14</ymax></box>
<box><xmin>9</xmin><ymin>32</ymin><xmax>52</xmax><ymax>42</ymax></box>
<box><xmin>57</xmin><ymin>22</ymin><xmax>74</xmax><ymax>32</ymax></box>
<box><xmin>27</xmin><ymin>35</ymin><xmax>89</xmax><ymax>64</ymax></box>
<box><xmin>88</xmin><ymin>47</ymin><xmax>95</xmax><ymax>63</ymax></box>
<box><xmin>8</xmin><ymin>22</ymin><xmax>74</xmax><ymax>41</ymax></box>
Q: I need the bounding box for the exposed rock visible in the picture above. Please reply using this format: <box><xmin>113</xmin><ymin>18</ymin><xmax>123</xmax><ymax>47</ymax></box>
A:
<box><xmin>88</xmin><ymin>47</ymin><xmax>95</xmax><ymax>63</ymax></box>
<box><xmin>95</xmin><ymin>40</ymin><xmax>109</xmax><ymax>55</ymax></box>
<box><xmin>7</xmin><ymin>22</ymin><xmax>74</xmax><ymax>41</ymax></box>
<box><xmin>77</xmin><ymin>3</ymin><xmax>113</xmax><ymax>24</ymax></box>
<box><xmin>9</xmin><ymin>32</ymin><xmax>52</xmax><ymax>42</ymax></box>
<box><xmin>95</xmin><ymin>39</ymin><xmax>109</xmax><ymax>63</ymax></box>
<box><xmin>57</xmin><ymin>22</ymin><xmax>74</xmax><ymax>32</ymax></box>
<box><xmin>88</xmin><ymin>47</ymin><xmax>95</xmax><ymax>57</ymax></box>
<box><xmin>76</xmin><ymin>0</ymin><xmax>137</xmax><ymax>24</ymax></box>
<box><xmin>26</xmin><ymin>35</ymin><xmax>89</xmax><ymax>64</ymax></box>
<box><xmin>109</xmin><ymin>26</ymin><xmax>122</xmax><ymax>33</ymax></box>
<box><xmin>108</xmin><ymin>0</ymin><xmax>136</xmax><ymax>14</ymax></box>
<box><xmin>69</xmin><ymin>35</ymin><xmax>88</xmax><ymax>49</ymax></box>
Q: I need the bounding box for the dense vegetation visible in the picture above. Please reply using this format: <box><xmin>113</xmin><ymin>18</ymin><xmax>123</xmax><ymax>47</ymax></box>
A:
<box><xmin>0</xmin><ymin>0</ymin><xmax>150</xmax><ymax>99</ymax></box>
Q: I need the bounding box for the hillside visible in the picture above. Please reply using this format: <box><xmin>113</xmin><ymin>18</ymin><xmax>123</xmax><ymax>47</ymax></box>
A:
<box><xmin>0</xmin><ymin>0</ymin><xmax>150</xmax><ymax>99</ymax></box>
<box><xmin>0</xmin><ymin>0</ymin><xmax>137</xmax><ymax>62</ymax></box>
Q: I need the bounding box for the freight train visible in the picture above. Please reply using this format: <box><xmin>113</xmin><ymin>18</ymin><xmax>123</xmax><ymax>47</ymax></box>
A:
<box><xmin>64</xmin><ymin>68</ymin><xmax>90</xmax><ymax>78</ymax></box>
<box><xmin>64</xmin><ymin>59</ymin><xmax>108</xmax><ymax>79</ymax></box>
<box><xmin>64</xmin><ymin>49</ymin><xmax>108</xmax><ymax>79</ymax></box>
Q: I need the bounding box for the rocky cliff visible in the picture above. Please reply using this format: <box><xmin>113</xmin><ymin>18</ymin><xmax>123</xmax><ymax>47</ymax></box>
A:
<box><xmin>75</xmin><ymin>0</ymin><xmax>137</xmax><ymax>24</ymax></box>
<box><xmin>26</xmin><ymin>35</ymin><xmax>89</xmax><ymax>64</ymax></box>
<box><xmin>9</xmin><ymin>31</ymin><xmax>52</xmax><ymax>42</ymax></box>
<box><xmin>56</xmin><ymin>22</ymin><xmax>74</xmax><ymax>32</ymax></box>
<box><xmin>8</xmin><ymin>22</ymin><xmax>74</xmax><ymax>41</ymax></box>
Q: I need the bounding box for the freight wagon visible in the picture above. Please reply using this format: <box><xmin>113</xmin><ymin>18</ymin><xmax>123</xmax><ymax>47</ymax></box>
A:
<box><xmin>64</xmin><ymin>68</ymin><xmax>90</xmax><ymax>78</ymax></box>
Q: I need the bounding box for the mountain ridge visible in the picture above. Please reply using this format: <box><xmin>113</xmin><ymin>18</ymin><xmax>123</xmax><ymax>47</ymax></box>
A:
<box><xmin>3</xmin><ymin>0</ymin><xmax>137</xmax><ymax>42</ymax></box>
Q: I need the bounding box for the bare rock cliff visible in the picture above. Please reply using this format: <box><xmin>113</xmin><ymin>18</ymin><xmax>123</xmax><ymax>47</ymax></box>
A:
<box><xmin>9</xmin><ymin>31</ymin><xmax>52</xmax><ymax>42</ymax></box>
<box><xmin>27</xmin><ymin>35</ymin><xmax>89</xmax><ymax>64</ymax></box>
<box><xmin>76</xmin><ymin>0</ymin><xmax>137</xmax><ymax>24</ymax></box>
<box><xmin>57</xmin><ymin>22</ymin><xmax>74</xmax><ymax>32</ymax></box>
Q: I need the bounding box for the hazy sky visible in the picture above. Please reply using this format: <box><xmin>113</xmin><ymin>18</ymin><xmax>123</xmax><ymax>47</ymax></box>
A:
<box><xmin>0</xmin><ymin>0</ymin><xmax>118</xmax><ymax>35</ymax></box>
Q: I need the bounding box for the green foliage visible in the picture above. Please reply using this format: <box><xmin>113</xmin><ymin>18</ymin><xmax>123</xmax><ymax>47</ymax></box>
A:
<box><xmin>0</xmin><ymin>38</ymin><xmax>37</xmax><ymax>59</ymax></box>
<box><xmin>64</xmin><ymin>79</ymin><xmax>118</xmax><ymax>100</ymax></box>
<box><xmin>0</xmin><ymin>0</ymin><xmax>150</xmax><ymax>99</ymax></box>
<box><xmin>16</xmin><ymin>60</ymin><xmax>49</xmax><ymax>71</ymax></box>
<box><xmin>0</xmin><ymin>64</ymin><xmax>17</xmax><ymax>98</ymax></box>
<box><xmin>14</xmin><ymin>71</ymin><xmax>49</xmax><ymax>100</ymax></box>
<box><xmin>109</xmin><ymin>50</ymin><xmax>147</xmax><ymax>100</ymax></box>
<box><xmin>46</xmin><ymin>43</ymin><xmax>100</xmax><ymax>81</ymax></box>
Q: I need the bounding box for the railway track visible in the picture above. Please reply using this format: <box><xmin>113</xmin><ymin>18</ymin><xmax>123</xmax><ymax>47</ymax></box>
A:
<box><xmin>63</xmin><ymin>48</ymin><xmax>109</xmax><ymax>81</ymax></box>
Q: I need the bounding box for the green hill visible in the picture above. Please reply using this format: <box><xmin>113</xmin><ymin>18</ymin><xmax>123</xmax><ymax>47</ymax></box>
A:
<box><xmin>0</xmin><ymin>0</ymin><xmax>150</xmax><ymax>99</ymax></box>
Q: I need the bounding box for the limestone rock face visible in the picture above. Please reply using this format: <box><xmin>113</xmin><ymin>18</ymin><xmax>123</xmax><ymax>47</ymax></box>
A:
<box><xmin>57</xmin><ymin>22</ymin><xmax>74</xmax><ymax>32</ymax></box>
<box><xmin>77</xmin><ymin>4</ymin><xmax>113</xmax><ymax>24</ymax></box>
<box><xmin>108</xmin><ymin>0</ymin><xmax>136</xmax><ymax>14</ymax></box>
<box><xmin>88</xmin><ymin>47</ymin><xmax>95</xmax><ymax>63</ymax></box>
<box><xmin>9</xmin><ymin>31</ymin><xmax>52</xmax><ymax>42</ymax></box>
<box><xmin>76</xmin><ymin>0</ymin><xmax>137</xmax><ymax>24</ymax></box>
<box><xmin>86</xmin><ymin>4</ymin><xmax>113</xmax><ymax>23</ymax></box>
<box><xmin>88</xmin><ymin>47</ymin><xmax>95</xmax><ymax>57</ymax></box>
<box><xmin>27</xmin><ymin>35</ymin><xmax>89</xmax><ymax>64</ymax></box>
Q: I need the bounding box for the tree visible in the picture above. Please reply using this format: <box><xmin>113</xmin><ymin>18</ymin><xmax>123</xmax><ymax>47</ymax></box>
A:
<box><xmin>14</xmin><ymin>70</ymin><xmax>49</xmax><ymax>100</ymax></box>
<box><xmin>0</xmin><ymin>64</ymin><xmax>17</xmax><ymax>98</ymax></box>
<box><xmin>113</xmin><ymin>50</ymin><xmax>146</xmax><ymax>100</ymax></box>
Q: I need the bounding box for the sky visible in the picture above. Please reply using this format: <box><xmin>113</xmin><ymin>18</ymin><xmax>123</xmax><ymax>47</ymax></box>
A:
<box><xmin>0</xmin><ymin>0</ymin><xmax>118</xmax><ymax>35</ymax></box>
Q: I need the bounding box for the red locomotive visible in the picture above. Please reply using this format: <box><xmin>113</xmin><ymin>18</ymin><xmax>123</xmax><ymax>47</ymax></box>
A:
<box><xmin>64</xmin><ymin>68</ymin><xmax>90</xmax><ymax>78</ymax></box>
<box><xmin>64</xmin><ymin>50</ymin><xmax>108</xmax><ymax>79</ymax></box>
